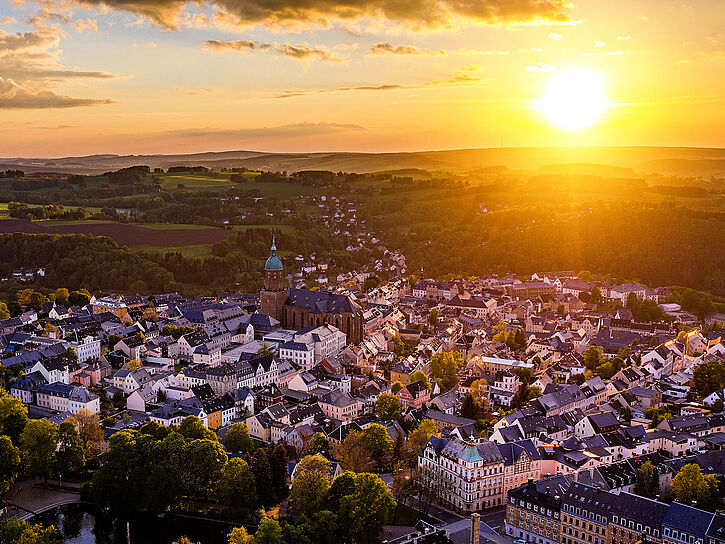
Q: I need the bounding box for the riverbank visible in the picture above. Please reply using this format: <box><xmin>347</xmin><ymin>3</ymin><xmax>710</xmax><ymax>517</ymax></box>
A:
<box><xmin>2</xmin><ymin>479</ymin><xmax>83</xmax><ymax>521</ymax></box>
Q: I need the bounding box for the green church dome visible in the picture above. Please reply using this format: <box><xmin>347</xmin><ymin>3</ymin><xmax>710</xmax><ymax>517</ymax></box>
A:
<box><xmin>265</xmin><ymin>237</ymin><xmax>283</xmax><ymax>271</ymax></box>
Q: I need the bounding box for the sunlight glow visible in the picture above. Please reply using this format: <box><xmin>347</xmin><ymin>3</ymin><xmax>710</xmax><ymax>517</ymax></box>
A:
<box><xmin>537</xmin><ymin>71</ymin><xmax>609</xmax><ymax>130</ymax></box>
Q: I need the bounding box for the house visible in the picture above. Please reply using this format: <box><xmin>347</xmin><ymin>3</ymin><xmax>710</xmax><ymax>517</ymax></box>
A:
<box><xmin>398</xmin><ymin>380</ymin><xmax>430</xmax><ymax>410</ymax></box>
<box><xmin>114</xmin><ymin>335</ymin><xmax>146</xmax><ymax>360</ymax></box>
<box><xmin>112</xmin><ymin>368</ymin><xmax>152</xmax><ymax>394</ymax></box>
<box><xmin>31</xmin><ymin>357</ymin><xmax>70</xmax><ymax>385</ymax></box>
<box><xmin>126</xmin><ymin>385</ymin><xmax>158</xmax><ymax>412</ymax></box>
<box><xmin>10</xmin><ymin>372</ymin><xmax>47</xmax><ymax>404</ymax></box>
<box><xmin>575</xmin><ymin>412</ymin><xmax>620</xmax><ymax>438</ymax></box>
<box><xmin>419</xmin><ymin>436</ymin><xmax>505</xmax><ymax>512</ymax></box>
<box><xmin>318</xmin><ymin>390</ymin><xmax>360</xmax><ymax>421</ymax></box>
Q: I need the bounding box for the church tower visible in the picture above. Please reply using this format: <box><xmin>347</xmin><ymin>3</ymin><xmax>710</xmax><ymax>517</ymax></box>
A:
<box><xmin>260</xmin><ymin>237</ymin><xmax>287</xmax><ymax>322</ymax></box>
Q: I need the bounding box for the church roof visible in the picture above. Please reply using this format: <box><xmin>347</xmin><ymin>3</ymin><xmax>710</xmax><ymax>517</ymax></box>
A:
<box><xmin>265</xmin><ymin>237</ymin><xmax>283</xmax><ymax>271</ymax></box>
<box><xmin>287</xmin><ymin>288</ymin><xmax>360</xmax><ymax>314</ymax></box>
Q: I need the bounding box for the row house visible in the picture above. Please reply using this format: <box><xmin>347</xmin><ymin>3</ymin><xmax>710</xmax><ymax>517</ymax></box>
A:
<box><xmin>506</xmin><ymin>477</ymin><xmax>568</xmax><ymax>544</ymax></box>
<box><xmin>36</xmin><ymin>382</ymin><xmax>100</xmax><ymax>414</ymax></box>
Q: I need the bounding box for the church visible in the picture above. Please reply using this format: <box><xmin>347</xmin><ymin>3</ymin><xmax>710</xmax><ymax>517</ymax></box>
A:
<box><xmin>259</xmin><ymin>239</ymin><xmax>364</xmax><ymax>344</ymax></box>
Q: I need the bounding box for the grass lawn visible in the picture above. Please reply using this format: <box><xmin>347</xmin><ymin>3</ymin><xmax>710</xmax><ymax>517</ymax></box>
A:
<box><xmin>136</xmin><ymin>244</ymin><xmax>215</xmax><ymax>258</ymax></box>
<box><xmin>139</xmin><ymin>223</ymin><xmax>217</xmax><ymax>230</ymax></box>
<box><xmin>391</xmin><ymin>504</ymin><xmax>423</xmax><ymax>526</ymax></box>
<box><xmin>157</xmin><ymin>174</ymin><xmax>237</xmax><ymax>193</ymax></box>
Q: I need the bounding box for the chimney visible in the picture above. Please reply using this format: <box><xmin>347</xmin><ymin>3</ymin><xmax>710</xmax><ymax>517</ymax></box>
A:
<box><xmin>470</xmin><ymin>513</ymin><xmax>481</xmax><ymax>544</ymax></box>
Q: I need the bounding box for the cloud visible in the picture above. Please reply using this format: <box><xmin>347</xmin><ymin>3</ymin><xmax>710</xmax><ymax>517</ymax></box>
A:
<box><xmin>0</xmin><ymin>26</ymin><xmax>117</xmax><ymax>107</ymax></box>
<box><xmin>204</xmin><ymin>39</ymin><xmax>342</xmax><ymax>62</ymax></box>
<box><xmin>617</xmin><ymin>35</ymin><xmax>631</xmax><ymax>40</ymax></box>
<box><xmin>70</xmin><ymin>18</ymin><xmax>100</xmax><ymax>32</ymax></box>
<box><xmin>62</xmin><ymin>0</ymin><xmax>575</xmax><ymax>31</ymax></box>
<box><xmin>549</xmin><ymin>32</ymin><xmax>563</xmax><ymax>40</ymax></box>
<box><xmin>525</xmin><ymin>61</ymin><xmax>554</xmax><ymax>72</ymax></box>
<box><xmin>0</xmin><ymin>76</ymin><xmax>114</xmax><ymax>109</ymax></box>
<box><xmin>1</xmin><ymin>17</ymin><xmax>17</xmax><ymax>24</ymax></box>
<box><xmin>457</xmin><ymin>47</ymin><xmax>510</xmax><ymax>55</ymax></box>
<box><xmin>595</xmin><ymin>41</ymin><xmax>604</xmax><ymax>47</ymax></box>
<box><xmin>133</xmin><ymin>41</ymin><xmax>158</xmax><ymax>48</ymax></box>
<box><xmin>170</xmin><ymin>122</ymin><xmax>366</xmax><ymax>138</ymax></box>
<box><xmin>0</xmin><ymin>27</ymin><xmax>117</xmax><ymax>80</ymax></box>
<box><xmin>581</xmin><ymin>50</ymin><xmax>627</xmax><ymax>57</ymax></box>
<box><xmin>275</xmin><ymin>66</ymin><xmax>484</xmax><ymax>98</ymax></box>
<box><xmin>368</xmin><ymin>42</ymin><xmax>445</xmax><ymax>56</ymax></box>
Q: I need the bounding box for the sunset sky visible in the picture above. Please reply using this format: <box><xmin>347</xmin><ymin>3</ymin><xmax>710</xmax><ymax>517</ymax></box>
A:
<box><xmin>1</xmin><ymin>0</ymin><xmax>724</xmax><ymax>156</ymax></box>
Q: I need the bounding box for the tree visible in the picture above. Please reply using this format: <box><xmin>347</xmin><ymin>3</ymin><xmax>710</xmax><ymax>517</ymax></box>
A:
<box><xmin>225</xmin><ymin>422</ymin><xmax>254</xmax><ymax>454</ymax></box>
<box><xmin>227</xmin><ymin>527</ymin><xmax>254</xmax><ymax>544</ymax></box>
<box><xmin>634</xmin><ymin>461</ymin><xmax>659</xmax><ymax>499</ymax></box>
<box><xmin>308</xmin><ymin>432</ymin><xmax>329</xmax><ymax>455</ymax></box>
<box><xmin>68</xmin><ymin>408</ymin><xmax>104</xmax><ymax>459</ymax></box>
<box><xmin>339</xmin><ymin>472</ymin><xmax>396</xmax><ymax>544</ymax></box>
<box><xmin>693</xmin><ymin>359</ymin><xmax>725</xmax><ymax>398</ymax></box>
<box><xmin>0</xmin><ymin>518</ymin><xmax>61</xmax><ymax>544</ymax></box>
<box><xmin>0</xmin><ymin>435</ymin><xmax>21</xmax><ymax>494</ymax></box>
<box><xmin>252</xmin><ymin>448</ymin><xmax>275</xmax><ymax>506</ymax></box>
<box><xmin>0</xmin><ymin>302</ymin><xmax>9</xmax><ymax>320</ymax></box>
<box><xmin>408</xmin><ymin>371</ymin><xmax>431</xmax><ymax>390</ymax></box>
<box><xmin>711</xmin><ymin>399</ymin><xmax>724</xmax><ymax>413</ymax></box>
<box><xmin>179</xmin><ymin>415</ymin><xmax>217</xmax><ymax>441</ymax></box>
<box><xmin>0</xmin><ymin>390</ymin><xmax>28</xmax><ymax>444</ymax></box>
<box><xmin>460</xmin><ymin>393</ymin><xmax>482</xmax><ymax>421</ymax></box>
<box><xmin>361</xmin><ymin>423</ymin><xmax>393</xmax><ymax>470</ymax></box>
<box><xmin>215</xmin><ymin>458</ymin><xmax>257</xmax><ymax>511</ymax></box>
<box><xmin>338</xmin><ymin>431</ymin><xmax>374</xmax><ymax>473</ymax></box>
<box><xmin>671</xmin><ymin>463</ymin><xmax>720</xmax><ymax>508</ymax></box>
<box><xmin>256</xmin><ymin>342</ymin><xmax>275</xmax><ymax>356</ymax></box>
<box><xmin>54</xmin><ymin>421</ymin><xmax>86</xmax><ymax>477</ymax></box>
<box><xmin>511</xmin><ymin>384</ymin><xmax>541</xmax><ymax>409</ymax></box>
<box><xmin>183</xmin><ymin>439</ymin><xmax>227</xmax><ymax>500</ymax></box>
<box><xmin>644</xmin><ymin>406</ymin><xmax>673</xmax><ymax>428</ymax></box>
<box><xmin>290</xmin><ymin>455</ymin><xmax>333</xmax><ymax>515</ymax></box>
<box><xmin>429</xmin><ymin>350</ymin><xmax>465</xmax><ymax>391</ymax></box>
<box><xmin>407</xmin><ymin>419</ymin><xmax>439</xmax><ymax>466</ymax></box>
<box><xmin>254</xmin><ymin>516</ymin><xmax>284</xmax><ymax>544</ymax></box>
<box><xmin>374</xmin><ymin>393</ymin><xmax>402</xmax><ymax>422</ymax></box>
<box><xmin>428</xmin><ymin>309</ymin><xmax>439</xmax><ymax>327</ymax></box>
<box><xmin>173</xmin><ymin>538</ymin><xmax>200</xmax><ymax>544</ymax></box>
<box><xmin>54</xmin><ymin>288</ymin><xmax>70</xmax><ymax>307</ymax></box>
<box><xmin>20</xmin><ymin>419</ymin><xmax>59</xmax><ymax>481</ymax></box>
<box><xmin>582</xmin><ymin>345</ymin><xmax>602</xmax><ymax>369</ymax></box>
<box><xmin>107</xmin><ymin>334</ymin><xmax>122</xmax><ymax>349</ymax></box>
<box><xmin>469</xmin><ymin>379</ymin><xmax>488</xmax><ymax>406</ymax></box>
<box><xmin>391</xmin><ymin>381</ymin><xmax>403</xmax><ymax>394</ymax></box>
<box><xmin>126</xmin><ymin>359</ymin><xmax>143</xmax><ymax>371</ymax></box>
<box><xmin>270</xmin><ymin>444</ymin><xmax>289</xmax><ymax>500</ymax></box>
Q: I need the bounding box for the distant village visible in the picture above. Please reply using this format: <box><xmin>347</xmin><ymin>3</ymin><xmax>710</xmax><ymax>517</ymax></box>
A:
<box><xmin>3</xmin><ymin>239</ymin><xmax>725</xmax><ymax>544</ymax></box>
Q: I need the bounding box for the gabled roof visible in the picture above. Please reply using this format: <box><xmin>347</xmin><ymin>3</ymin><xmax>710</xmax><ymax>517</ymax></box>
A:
<box><xmin>663</xmin><ymin>502</ymin><xmax>714</xmax><ymax>536</ymax></box>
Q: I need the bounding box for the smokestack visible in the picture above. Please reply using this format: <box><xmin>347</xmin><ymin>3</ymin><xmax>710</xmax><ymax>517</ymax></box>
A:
<box><xmin>470</xmin><ymin>513</ymin><xmax>481</xmax><ymax>544</ymax></box>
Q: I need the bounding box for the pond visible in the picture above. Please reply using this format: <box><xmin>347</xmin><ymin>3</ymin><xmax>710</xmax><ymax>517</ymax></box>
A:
<box><xmin>33</xmin><ymin>503</ymin><xmax>235</xmax><ymax>544</ymax></box>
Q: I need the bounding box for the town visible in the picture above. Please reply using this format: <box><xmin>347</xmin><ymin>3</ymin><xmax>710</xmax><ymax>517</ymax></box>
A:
<box><xmin>1</xmin><ymin>237</ymin><xmax>724</xmax><ymax>544</ymax></box>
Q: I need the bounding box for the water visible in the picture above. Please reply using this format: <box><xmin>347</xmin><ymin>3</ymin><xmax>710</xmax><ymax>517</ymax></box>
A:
<box><xmin>33</xmin><ymin>503</ymin><xmax>235</xmax><ymax>544</ymax></box>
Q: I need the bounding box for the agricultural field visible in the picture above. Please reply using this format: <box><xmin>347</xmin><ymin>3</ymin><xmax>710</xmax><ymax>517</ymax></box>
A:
<box><xmin>0</xmin><ymin>219</ymin><xmax>233</xmax><ymax>247</ymax></box>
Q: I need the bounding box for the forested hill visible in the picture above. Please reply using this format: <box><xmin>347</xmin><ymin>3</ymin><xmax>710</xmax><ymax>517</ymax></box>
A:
<box><xmin>5</xmin><ymin>146</ymin><xmax>725</xmax><ymax>176</ymax></box>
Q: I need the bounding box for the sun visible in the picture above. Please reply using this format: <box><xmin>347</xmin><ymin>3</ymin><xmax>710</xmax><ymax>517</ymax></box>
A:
<box><xmin>537</xmin><ymin>71</ymin><xmax>609</xmax><ymax>130</ymax></box>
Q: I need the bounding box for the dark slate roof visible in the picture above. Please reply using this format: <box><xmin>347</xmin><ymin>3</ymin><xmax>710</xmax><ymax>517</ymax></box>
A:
<box><xmin>663</xmin><ymin>502</ymin><xmax>714</xmax><ymax>536</ymax></box>
<box><xmin>706</xmin><ymin>513</ymin><xmax>725</xmax><ymax>541</ymax></box>
<box><xmin>287</xmin><ymin>288</ymin><xmax>360</xmax><ymax>314</ymax></box>
<box><xmin>497</xmin><ymin>439</ymin><xmax>542</xmax><ymax>465</ymax></box>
